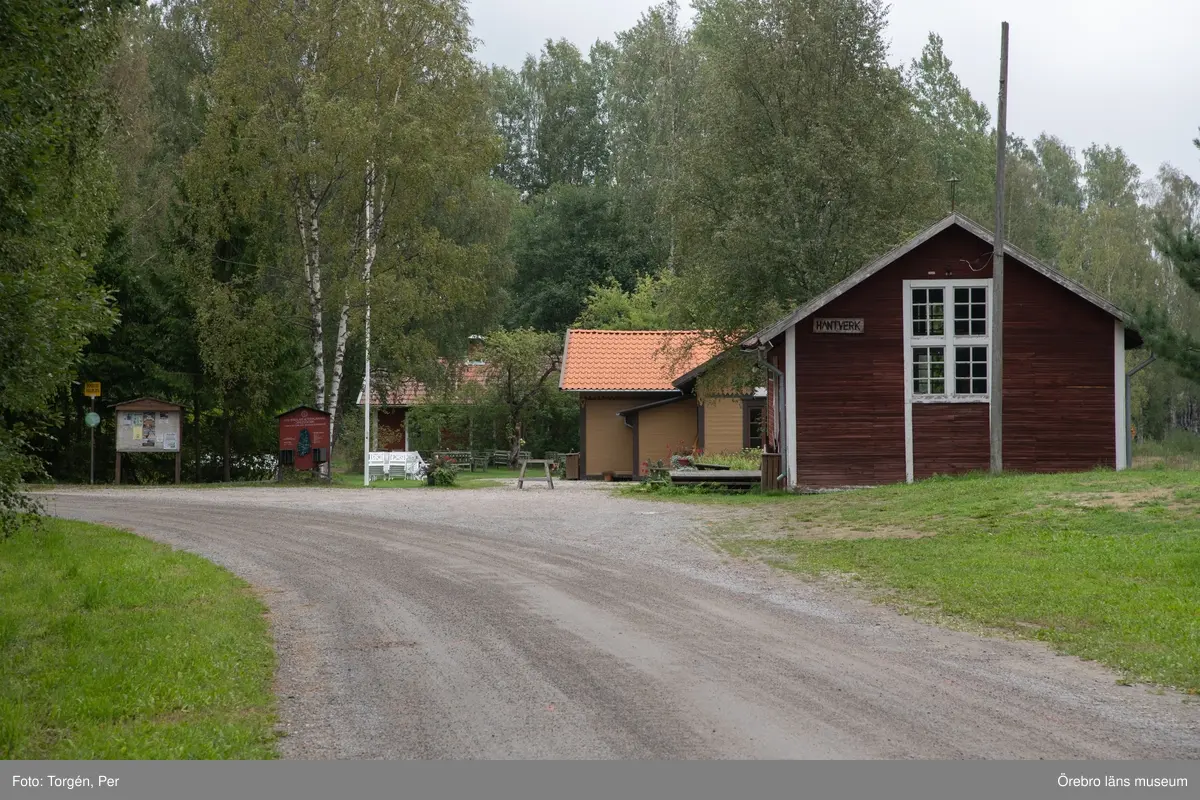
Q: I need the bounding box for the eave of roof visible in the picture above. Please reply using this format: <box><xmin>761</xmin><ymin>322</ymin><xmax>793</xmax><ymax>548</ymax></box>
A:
<box><xmin>742</xmin><ymin>213</ymin><xmax>1137</xmax><ymax>349</ymax></box>
<box><xmin>616</xmin><ymin>395</ymin><xmax>687</xmax><ymax>416</ymax></box>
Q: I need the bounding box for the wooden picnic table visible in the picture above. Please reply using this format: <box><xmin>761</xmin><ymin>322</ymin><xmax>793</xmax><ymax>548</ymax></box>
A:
<box><xmin>517</xmin><ymin>459</ymin><xmax>554</xmax><ymax>489</ymax></box>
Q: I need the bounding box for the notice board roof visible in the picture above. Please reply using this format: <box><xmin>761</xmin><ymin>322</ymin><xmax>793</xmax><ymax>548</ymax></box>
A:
<box><xmin>277</xmin><ymin>405</ymin><xmax>331</xmax><ymax>419</ymax></box>
<box><xmin>112</xmin><ymin>397</ymin><xmax>183</xmax><ymax>412</ymax></box>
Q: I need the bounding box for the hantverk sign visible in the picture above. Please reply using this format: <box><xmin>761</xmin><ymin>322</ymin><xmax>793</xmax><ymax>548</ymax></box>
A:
<box><xmin>813</xmin><ymin>318</ymin><xmax>864</xmax><ymax>334</ymax></box>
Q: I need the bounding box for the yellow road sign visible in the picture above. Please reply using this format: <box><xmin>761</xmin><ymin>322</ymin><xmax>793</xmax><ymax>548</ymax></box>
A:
<box><xmin>83</xmin><ymin>382</ymin><xmax>101</xmax><ymax>398</ymax></box>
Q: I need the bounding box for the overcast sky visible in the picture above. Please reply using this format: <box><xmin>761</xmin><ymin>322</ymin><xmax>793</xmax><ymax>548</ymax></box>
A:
<box><xmin>467</xmin><ymin>0</ymin><xmax>1200</xmax><ymax>184</ymax></box>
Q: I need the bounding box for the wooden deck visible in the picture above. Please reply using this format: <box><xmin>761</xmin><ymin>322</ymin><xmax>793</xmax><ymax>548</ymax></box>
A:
<box><xmin>668</xmin><ymin>469</ymin><xmax>761</xmax><ymax>490</ymax></box>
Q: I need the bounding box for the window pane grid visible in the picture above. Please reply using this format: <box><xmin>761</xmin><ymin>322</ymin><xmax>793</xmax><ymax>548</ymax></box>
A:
<box><xmin>911</xmin><ymin>287</ymin><xmax>944</xmax><ymax>337</ymax></box>
<box><xmin>910</xmin><ymin>283</ymin><xmax>990</xmax><ymax>400</ymax></box>
<box><xmin>954</xmin><ymin>345</ymin><xmax>988</xmax><ymax>395</ymax></box>
<box><xmin>953</xmin><ymin>286</ymin><xmax>988</xmax><ymax>337</ymax></box>
<box><xmin>912</xmin><ymin>346</ymin><xmax>945</xmax><ymax>395</ymax></box>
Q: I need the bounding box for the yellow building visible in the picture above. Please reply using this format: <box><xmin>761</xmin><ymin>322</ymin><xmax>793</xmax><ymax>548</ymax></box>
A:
<box><xmin>560</xmin><ymin>330</ymin><xmax>765</xmax><ymax>478</ymax></box>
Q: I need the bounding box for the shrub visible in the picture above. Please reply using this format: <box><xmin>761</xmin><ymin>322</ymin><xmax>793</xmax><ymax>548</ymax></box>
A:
<box><xmin>426</xmin><ymin>455</ymin><xmax>459</xmax><ymax>487</ymax></box>
<box><xmin>700</xmin><ymin>448</ymin><xmax>763</xmax><ymax>471</ymax></box>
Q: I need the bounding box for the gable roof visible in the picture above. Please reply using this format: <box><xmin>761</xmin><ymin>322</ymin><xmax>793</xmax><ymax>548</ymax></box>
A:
<box><xmin>356</xmin><ymin>362</ymin><xmax>489</xmax><ymax>407</ymax></box>
<box><xmin>559</xmin><ymin>329</ymin><xmax>724</xmax><ymax>392</ymax></box>
<box><xmin>743</xmin><ymin>213</ymin><xmax>1136</xmax><ymax>348</ymax></box>
<box><xmin>112</xmin><ymin>396</ymin><xmax>183</xmax><ymax>411</ymax></box>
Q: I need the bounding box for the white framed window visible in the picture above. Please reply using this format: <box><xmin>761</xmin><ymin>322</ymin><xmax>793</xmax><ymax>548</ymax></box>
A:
<box><xmin>903</xmin><ymin>279</ymin><xmax>991</xmax><ymax>402</ymax></box>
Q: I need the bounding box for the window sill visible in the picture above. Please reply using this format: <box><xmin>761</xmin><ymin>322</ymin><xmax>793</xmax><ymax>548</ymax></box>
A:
<box><xmin>910</xmin><ymin>396</ymin><xmax>990</xmax><ymax>404</ymax></box>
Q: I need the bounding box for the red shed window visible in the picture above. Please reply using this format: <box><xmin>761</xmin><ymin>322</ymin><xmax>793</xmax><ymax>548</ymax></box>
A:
<box><xmin>906</xmin><ymin>280</ymin><xmax>991</xmax><ymax>401</ymax></box>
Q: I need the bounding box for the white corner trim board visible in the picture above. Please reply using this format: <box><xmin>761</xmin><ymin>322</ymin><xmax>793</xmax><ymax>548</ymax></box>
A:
<box><xmin>1115</xmin><ymin>320</ymin><xmax>1127</xmax><ymax>471</ymax></box>
<box><xmin>903</xmin><ymin>291</ymin><xmax>914</xmax><ymax>483</ymax></box>
<box><xmin>785</xmin><ymin>325</ymin><xmax>798</xmax><ymax>489</ymax></box>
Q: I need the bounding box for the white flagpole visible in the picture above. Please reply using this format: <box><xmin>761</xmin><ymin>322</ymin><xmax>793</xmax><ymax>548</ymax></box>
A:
<box><xmin>362</xmin><ymin>254</ymin><xmax>372</xmax><ymax>487</ymax></box>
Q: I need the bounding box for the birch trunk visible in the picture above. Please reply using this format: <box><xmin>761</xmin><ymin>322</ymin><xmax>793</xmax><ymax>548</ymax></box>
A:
<box><xmin>294</xmin><ymin>188</ymin><xmax>326</xmax><ymax>411</ymax></box>
<box><xmin>327</xmin><ymin>294</ymin><xmax>352</xmax><ymax>446</ymax></box>
<box><xmin>326</xmin><ymin>163</ymin><xmax>380</xmax><ymax>454</ymax></box>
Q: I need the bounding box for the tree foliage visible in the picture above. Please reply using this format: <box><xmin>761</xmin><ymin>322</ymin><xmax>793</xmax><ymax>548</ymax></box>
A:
<box><xmin>507</xmin><ymin>183</ymin><xmax>660</xmax><ymax>331</ymax></box>
<box><xmin>668</xmin><ymin>0</ymin><xmax>940</xmax><ymax>333</ymax></box>
<box><xmin>192</xmin><ymin>0</ymin><xmax>508</xmax><ymax>451</ymax></box>
<box><xmin>573</xmin><ymin>274</ymin><xmax>678</xmax><ymax>330</ymax></box>
<box><xmin>1140</xmin><ymin>134</ymin><xmax>1200</xmax><ymax>386</ymax></box>
<box><xmin>0</xmin><ymin>0</ymin><xmax>136</xmax><ymax>531</ymax></box>
<box><xmin>475</xmin><ymin>330</ymin><xmax>564</xmax><ymax>466</ymax></box>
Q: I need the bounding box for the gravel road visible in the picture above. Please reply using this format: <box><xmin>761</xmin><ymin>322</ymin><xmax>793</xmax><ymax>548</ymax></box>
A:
<box><xmin>45</xmin><ymin>484</ymin><xmax>1199</xmax><ymax>759</ymax></box>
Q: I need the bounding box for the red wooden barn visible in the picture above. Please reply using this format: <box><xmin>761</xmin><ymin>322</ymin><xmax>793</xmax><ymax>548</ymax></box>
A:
<box><xmin>737</xmin><ymin>213</ymin><xmax>1142</xmax><ymax>490</ymax></box>
<box><xmin>277</xmin><ymin>406</ymin><xmax>331</xmax><ymax>473</ymax></box>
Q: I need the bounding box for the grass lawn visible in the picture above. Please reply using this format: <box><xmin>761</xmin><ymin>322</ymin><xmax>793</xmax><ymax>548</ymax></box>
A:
<box><xmin>636</xmin><ymin>468</ymin><xmax>1200</xmax><ymax>692</ymax></box>
<box><xmin>0</xmin><ymin>519</ymin><xmax>278</xmax><ymax>759</ymax></box>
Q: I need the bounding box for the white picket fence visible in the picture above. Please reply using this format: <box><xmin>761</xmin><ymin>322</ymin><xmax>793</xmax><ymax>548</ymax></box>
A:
<box><xmin>367</xmin><ymin>451</ymin><xmax>427</xmax><ymax>481</ymax></box>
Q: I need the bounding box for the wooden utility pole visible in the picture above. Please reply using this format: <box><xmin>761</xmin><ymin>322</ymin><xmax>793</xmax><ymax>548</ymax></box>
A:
<box><xmin>990</xmin><ymin>21</ymin><xmax>1009</xmax><ymax>476</ymax></box>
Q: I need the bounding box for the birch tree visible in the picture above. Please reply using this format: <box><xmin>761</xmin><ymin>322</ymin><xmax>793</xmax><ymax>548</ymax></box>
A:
<box><xmin>191</xmin><ymin>0</ymin><xmax>501</xmax><ymax>451</ymax></box>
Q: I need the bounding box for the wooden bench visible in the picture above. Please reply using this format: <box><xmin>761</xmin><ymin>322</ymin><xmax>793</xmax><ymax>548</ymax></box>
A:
<box><xmin>433</xmin><ymin>451</ymin><xmax>477</xmax><ymax>471</ymax></box>
<box><xmin>669</xmin><ymin>469</ymin><xmax>761</xmax><ymax>491</ymax></box>
<box><xmin>491</xmin><ymin>450</ymin><xmax>531</xmax><ymax>467</ymax></box>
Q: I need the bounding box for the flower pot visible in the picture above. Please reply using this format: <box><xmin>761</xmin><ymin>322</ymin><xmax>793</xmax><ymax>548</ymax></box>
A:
<box><xmin>602</xmin><ymin>471</ymin><xmax>615</xmax><ymax>482</ymax></box>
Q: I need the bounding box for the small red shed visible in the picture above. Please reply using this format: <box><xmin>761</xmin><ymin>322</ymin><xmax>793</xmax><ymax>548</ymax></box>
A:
<box><xmin>277</xmin><ymin>406</ymin><xmax>331</xmax><ymax>474</ymax></box>
<box><xmin>736</xmin><ymin>213</ymin><xmax>1143</xmax><ymax>490</ymax></box>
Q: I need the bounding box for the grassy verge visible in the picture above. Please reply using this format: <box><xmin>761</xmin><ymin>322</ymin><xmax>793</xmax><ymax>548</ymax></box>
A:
<box><xmin>1</xmin><ymin>519</ymin><xmax>278</xmax><ymax>759</ymax></box>
<box><xmin>1134</xmin><ymin>431</ymin><xmax>1200</xmax><ymax>470</ymax></box>
<box><xmin>660</xmin><ymin>469</ymin><xmax>1200</xmax><ymax>691</ymax></box>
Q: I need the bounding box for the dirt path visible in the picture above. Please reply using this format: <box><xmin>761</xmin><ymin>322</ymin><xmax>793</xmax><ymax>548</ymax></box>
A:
<box><xmin>45</xmin><ymin>486</ymin><xmax>1199</xmax><ymax>759</ymax></box>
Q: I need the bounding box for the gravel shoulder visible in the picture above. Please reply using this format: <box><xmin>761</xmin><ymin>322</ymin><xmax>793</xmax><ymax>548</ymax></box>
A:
<box><xmin>44</xmin><ymin>485</ymin><xmax>1200</xmax><ymax>759</ymax></box>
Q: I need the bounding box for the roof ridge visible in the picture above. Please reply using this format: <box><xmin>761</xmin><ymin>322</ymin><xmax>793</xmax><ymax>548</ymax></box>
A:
<box><xmin>566</xmin><ymin>328</ymin><xmax>709</xmax><ymax>335</ymax></box>
<box><xmin>745</xmin><ymin>215</ymin><xmax>1132</xmax><ymax>346</ymax></box>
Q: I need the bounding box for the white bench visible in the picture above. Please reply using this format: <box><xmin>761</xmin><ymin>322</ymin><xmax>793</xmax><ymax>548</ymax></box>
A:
<box><xmin>367</xmin><ymin>451</ymin><xmax>427</xmax><ymax>481</ymax></box>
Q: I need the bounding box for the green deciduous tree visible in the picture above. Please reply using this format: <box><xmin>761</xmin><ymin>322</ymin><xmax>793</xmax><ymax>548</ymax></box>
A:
<box><xmin>489</xmin><ymin>40</ymin><xmax>612</xmax><ymax>197</ymax></box>
<box><xmin>1140</xmin><ymin>135</ymin><xmax>1200</xmax><ymax>385</ymax></box>
<box><xmin>669</xmin><ymin>0</ymin><xmax>939</xmax><ymax>334</ymax></box>
<box><xmin>475</xmin><ymin>330</ymin><xmax>564</xmax><ymax>466</ymax></box>
<box><xmin>193</xmin><ymin>0</ymin><xmax>505</xmax><ymax>457</ymax></box>
<box><xmin>507</xmin><ymin>183</ymin><xmax>659</xmax><ymax>331</ymax></box>
<box><xmin>0</xmin><ymin>0</ymin><xmax>135</xmax><ymax>531</ymax></box>
<box><xmin>907</xmin><ymin>33</ymin><xmax>993</xmax><ymax>218</ymax></box>
<box><xmin>573</xmin><ymin>274</ymin><xmax>678</xmax><ymax>330</ymax></box>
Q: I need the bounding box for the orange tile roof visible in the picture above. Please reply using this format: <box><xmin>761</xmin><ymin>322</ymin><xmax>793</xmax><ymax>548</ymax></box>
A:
<box><xmin>559</xmin><ymin>330</ymin><xmax>724</xmax><ymax>392</ymax></box>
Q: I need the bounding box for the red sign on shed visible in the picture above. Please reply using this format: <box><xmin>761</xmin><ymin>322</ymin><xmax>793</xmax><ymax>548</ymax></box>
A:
<box><xmin>277</xmin><ymin>406</ymin><xmax>331</xmax><ymax>473</ymax></box>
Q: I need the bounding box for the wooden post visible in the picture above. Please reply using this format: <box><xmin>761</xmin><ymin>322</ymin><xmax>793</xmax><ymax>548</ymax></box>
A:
<box><xmin>115</xmin><ymin>451</ymin><xmax>122</xmax><ymax>485</ymax></box>
<box><xmin>761</xmin><ymin>452</ymin><xmax>782</xmax><ymax>492</ymax></box>
<box><xmin>89</xmin><ymin>396</ymin><xmax>95</xmax><ymax>485</ymax></box>
<box><xmin>175</xmin><ymin>451</ymin><xmax>182</xmax><ymax>485</ymax></box>
<box><xmin>990</xmin><ymin>21</ymin><xmax>1009</xmax><ymax>476</ymax></box>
